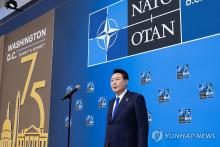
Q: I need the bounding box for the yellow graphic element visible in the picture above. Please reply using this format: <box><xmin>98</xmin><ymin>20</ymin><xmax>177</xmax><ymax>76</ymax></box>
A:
<box><xmin>12</xmin><ymin>92</ymin><xmax>21</xmax><ymax>147</ymax></box>
<box><xmin>0</xmin><ymin>103</ymin><xmax>12</xmax><ymax>147</ymax></box>
<box><xmin>20</xmin><ymin>52</ymin><xmax>37</xmax><ymax>105</ymax></box>
<box><xmin>16</xmin><ymin>125</ymin><xmax>47</xmax><ymax>147</ymax></box>
<box><xmin>0</xmin><ymin>100</ymin><xmax>48</xmax><ymax>147</ymax></box>
<box><xmin>30</xmin><ymin>81</ymin><xmax>46</xmax><ymax>129</ymax></box>
<box><xmin>0</xmin><ymin>51</ymin><xmax>48</xmax><ymax>147</ymax></box>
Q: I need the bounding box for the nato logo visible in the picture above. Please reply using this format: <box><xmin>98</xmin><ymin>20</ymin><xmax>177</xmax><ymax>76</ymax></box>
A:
<box><xmin>75</xmin><ymin>99</ymin><xmax>83</xmax><ymax>111</ymax></box>
<box><xmin>140</xmin><ymin>71</ymin><xmax>151</xmax><ymax>85</ymax></box>
<box><xmin>152</xmin><ymin>130</ymin><xmax>163</xmax><ymax>142</ymax></box>
<box><xmin>88</xmin><ymin>0</ymin><xmax>128</xmax><ymax>66</ymax></box>
<box><xmin>177</xmin><ymin>64</ymin><xmax>190</xmax><ymax>79</ymax></box>
<box><xmin>148</xmin><ymin>112</ymin><xmax>152</xmax><ymax>124</ymax></box>
<box><xmin>98</xmin><ymin>96</ymin><xmax>107</xmax><ymax>108</ymax></box>
<box><xmin>158</xmin><ymin>89</ymin><xmax>170</xmax><ymax>103</ymax></box>
<box><xmin>87</xmin><ymin>82</ymin><xmax>95</xmax><ymax>93</ymax></box>
<box><xmin>179</xmin><ymin>109</ymin><xmax>192</xmax><ymax>124</ymax></box>
<box><xmin>199</xmin><ymin>82</ymin><xmax>214</xmax><ymax>99</ymax></box>
<box><xmin>64</xmin><ymin>116</ymin><xmax>72</xmax><ymax>127</ymax></box>
<box><xmin>86</xmin><ymin>115</ymin><xmax>94</xmax><ymax>127</ymax></box>
<box><xmin>66</xmin><ymin>85</ymin><xmax>73</xmax><ymax>94</ymax></box>
<box><xmin>96</xmin><ymin>18</ymin><xmax>119</xmax><ymax>52</ymax></box>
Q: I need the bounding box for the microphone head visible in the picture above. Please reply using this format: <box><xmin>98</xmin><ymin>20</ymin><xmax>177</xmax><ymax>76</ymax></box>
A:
<box><xmin>75</xmin><ymin>84</ymin><xmax>81</xmax><ymax>90</ymax></box>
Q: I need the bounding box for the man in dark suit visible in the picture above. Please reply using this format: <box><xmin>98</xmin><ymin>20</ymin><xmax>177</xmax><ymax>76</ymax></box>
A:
<box><xmin>104</xmin><ymin>69</ymin><xmax>148</xmax><ymax>147</ymax></box>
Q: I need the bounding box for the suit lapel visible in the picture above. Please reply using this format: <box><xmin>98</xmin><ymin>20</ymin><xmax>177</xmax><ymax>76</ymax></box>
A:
<box><xmin>111</xmin><ymin>91</ymin><xmax>130</xmax><ymax>122</ymax></box>
<box><xmin>108</xmin><ymin>99</ymin><xmax>115</xmax><ymax>123</ymax></box>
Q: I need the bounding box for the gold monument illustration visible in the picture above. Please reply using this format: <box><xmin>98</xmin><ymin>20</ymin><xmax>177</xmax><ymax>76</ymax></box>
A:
<box><xmin>0</xmin><ymin>52</ymin><xmax>48</xmax><ymax>147</ymax></box>
<box><xmin>0</xmin><ymin>92</ymin><xmax>48</xmax><ymax>147</ymax></box>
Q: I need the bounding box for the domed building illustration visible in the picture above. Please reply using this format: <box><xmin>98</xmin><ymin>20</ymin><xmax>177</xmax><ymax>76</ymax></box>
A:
<box><xmin>0</xmin><ymin>103</ymin><xmax>12</xmax><ymax>147</ymax></box>
<box><xmin>0</xmin><ymin>94</ymin><xmax>48</xmax><ymax>147</ymax></box>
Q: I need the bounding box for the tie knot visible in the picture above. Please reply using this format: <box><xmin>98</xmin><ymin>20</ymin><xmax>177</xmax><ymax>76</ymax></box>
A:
<box><xmin>116</xmin><ymin>97</ymin><xmax>120</xmax><ymax>102</ymax></box>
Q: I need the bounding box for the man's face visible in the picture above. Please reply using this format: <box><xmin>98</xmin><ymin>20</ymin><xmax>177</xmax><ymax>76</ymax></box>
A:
<box><xmin>110</xmin><ymin>73</ymin><xmax>128</xmax><ymax>95</ymax></box>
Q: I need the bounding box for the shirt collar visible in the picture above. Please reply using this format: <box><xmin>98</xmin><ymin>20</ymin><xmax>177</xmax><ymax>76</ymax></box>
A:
<box><xmin>116</xmin><ymin>89</ymin><xmax>127</xmax><ymax>101</ymax></box>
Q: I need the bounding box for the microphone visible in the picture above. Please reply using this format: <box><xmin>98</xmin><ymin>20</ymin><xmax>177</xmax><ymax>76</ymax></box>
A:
<box><xmin>62</xmin><ymin>84</ymin><xmax>80</xmax><ymax>100</ymax></box>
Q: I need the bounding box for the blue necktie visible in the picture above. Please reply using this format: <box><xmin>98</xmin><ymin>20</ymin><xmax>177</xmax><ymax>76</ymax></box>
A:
<box><xmin>112</xmin><ymin>97</ymin><xmax>120</xmax><ymax>120</ymax></box>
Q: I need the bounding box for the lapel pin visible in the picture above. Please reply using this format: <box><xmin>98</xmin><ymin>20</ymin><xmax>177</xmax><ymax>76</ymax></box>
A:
<box><xmin>125</xmin><ymin>98</ymin><xmax>129</xmax><ymax>102</ymax></box>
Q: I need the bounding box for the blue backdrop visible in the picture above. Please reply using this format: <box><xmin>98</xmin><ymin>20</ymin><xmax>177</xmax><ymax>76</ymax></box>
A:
<box><xmin>1</xmin><ymin>0</ymin><xmax>220</xmax><ymax>147</ymax></box>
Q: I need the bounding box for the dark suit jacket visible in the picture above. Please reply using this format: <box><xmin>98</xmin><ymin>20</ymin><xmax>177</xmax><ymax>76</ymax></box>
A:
<box><xmin>104</xmin><ymin>91</ymin><xmax>148</xmax><ymax>147</ymax></box>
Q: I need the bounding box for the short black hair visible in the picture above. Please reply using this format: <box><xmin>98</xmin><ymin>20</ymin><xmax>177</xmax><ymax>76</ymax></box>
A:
<box><xmin>113</xmin><ymin>69</ymin><xmax>129</xmax><ymax>80</ymax></box>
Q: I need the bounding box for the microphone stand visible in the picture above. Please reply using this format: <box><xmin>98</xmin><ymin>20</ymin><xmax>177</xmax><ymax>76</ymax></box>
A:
<box><xmin>63</xmin><ymin>92</ymin><xmax>74</xmax><ymax>147</ymax></box>
<box><xmin>62</xmin><ymin>85</ymin><xmax>80</xmax><ymax>147</ymax></box>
